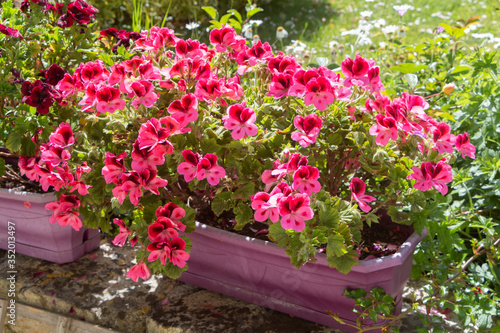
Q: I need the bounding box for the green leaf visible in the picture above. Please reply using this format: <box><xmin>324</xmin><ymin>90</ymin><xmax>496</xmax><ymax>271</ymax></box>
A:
<box><xmin>234</xmin><ymin>202</ymin><xmax>253</xmax><ymax>230</ymax></box>
<box><xmin>327</xmin><ymin>234</ymin><xmax>348</xmax><ymax>257</ymax></box>
<box><xmin>6</xmin><ymin>131</ymin><xmax>22</xmax><ymax>153</ymax></box>
<box><xmin>20</xmin><ymin>137</ymin><xmax>37</xmax><ymax>157</ymax></box>
<box><xmin>328</xmin><ymin>249</ymin><xmax>359</xmax><ymax>274</ymax></box>
<box><xmin>209</xmin><ymin>20</ymin><xmax>223</xmax><ymax>29</ymax></box>
<box><xmin>99</xmin><ymin>54</ymin><xmax>114</xmax><ymax>66</ymax></box>
<box><xmin>318</xmin><ymin>203</ymin><xmax>340</xmax><ymax>227</ymax></box>
<box><xmin>451</xmin><ymin>65</ymin><xmax>471</xmax><ymax>74</ymax></box>
<box><xmin>220</xmin><ymin>13</ymin><xmax>232</xmax><ymax>25</ymax></box>
<box><xmin>202</xmin><ymin>6</ymin><xmax>217</xmax><ymax>19</ymax></box>
<box><xmin>211</xmin><ymin>191</ymin><xmax>233</xmax><ymax>215</ymax></box>
<box><xmin>390</xmin><ymin>63</ymin><xmax>428</xmax><ymax>74</ymax></box>
<box><xmin>200</xmin><ymin>138</ymin><xmax>221</xmax><ymax>154</ymax></box>
<box><xmin>268</xmin><ymin>222</ymin><xmax>288</xmax><ymax>247</ymax></box>
<box><xmin>246</xmin><ymin>7</ymin><xmax>263</xmax><ymax>19</ymax></box>
<box><xmin>227</xmin><ymin>9</ymin><xmax>242</xmax><ymax>23</ymax></box>
<box><xmin>234</xmin><ymin>182</ymin><xmax>255</xmax><ymax>200</ymax></box>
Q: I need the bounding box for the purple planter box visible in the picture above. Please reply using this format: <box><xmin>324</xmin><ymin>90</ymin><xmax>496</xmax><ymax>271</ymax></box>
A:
<box><xmin>179</xmin><ymin>221</ymin><xmax>427</xmax><ymax>332</ymax></box>
<box><xmin>0</xmin><ymin>188</ymin><xmax>100</xmax><ymax>264</ymax></box>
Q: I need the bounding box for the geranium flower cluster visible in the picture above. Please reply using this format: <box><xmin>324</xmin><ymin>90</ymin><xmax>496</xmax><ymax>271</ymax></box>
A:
<box><xmin>13</xmin><ymin>23</ymin><xmax>477</xmax><ymax>281</ymax></box>
<box><xmin>364</xmin><ymin>91</ymin><xmax>475</xmax><ymax>194</ymax></box>
<box><xmin>20</xmin><ymin>0</ymin><xmax>99</xmax><ymax>29</ymax></box>
<box><xmin>251</xmin><ymin>153</ymin><xmax>318</xmax><ymax>232</ymax></box>
<box><xmin>0</xmin><ymin>24</ymin><xmax>22</xmax><ymax>39</ymax></box>
<box><xmin>19</xmin><ymin>123</ymin><xmax>91</xmax><ymax>230</ymax></box>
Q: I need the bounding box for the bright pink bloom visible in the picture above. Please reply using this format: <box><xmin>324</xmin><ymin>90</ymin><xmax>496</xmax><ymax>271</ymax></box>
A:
<box><xmin>140</xmin><ymin>168</ymin><xmax>168</xmax><ymax>195</ymax></box>
<box><xmin>341</xmin><ymin>55</ymin><xmax>371</xmax><ymax>87</ymax></box>
<box><xmin>40</xmin><ymin>146</ymin><xmax>71</xmax><ymax>167</ymax></box>
<box><xmin>209</xmin><ymin>25</ymin><xmax>245</xmax><ymax>53</ymax></box>
<box><xmin>131</xmin><ymin>141</ymin><xmax>169</xmax><ymax>172</ymax></box>
<box><xmin>369</xmin><ymin>114</ymin><xmax>398</xmax><ymax>146</ymax></box>
<box><xmin>49</xmin><ymin>122</ymin><xmax>75</xmax><ymax>148</ymax></box>
<box><xmin>245</xmin><ymin>40</ymin><xmax>274</xmax><ymax>66</ymax></box>
<box><xmin>112</xmin><ymin>218</ymin><xmax>131</xmax><ymax>247</ymax></box>
<box><xmin>278</xmin><ymin>193</ymin><xmax>314</xmax><ymax>232</ymax></box>
<box><xmin>349</xmin><ymin>178</ymin><xmax>376</xmax><ymax>213</ymax></box>
<box><xmin>126</xmin><ymin>262</ymin><xmax>151</xmax><ymax>282</ymax></box>
<box><xmin>175</xmin><ymin>38</ymin><xmax>205</xmax><ymax>58</ymax></box>
<box><xmin>289</xmin><ymin>69</ymin><xmax>319</xmax><ymax>97</ymax></box>
<box><xmin>304</xmin><ymin>77</ymin><xmax>335</xmax><ymax>111</ymax></box>
<box><xmin>291</xmin><ymin>114</ymin><xmax>322</xmax><ymax>147</ymax></box>
<box><xmin>366</xmin><ymin>66</ymin><xmax>384</xmax><ymax>93</ymax></box>
<box><xmin>365</xmin><ymin>92</ymin><xmax>391</xmax><ymax>113</ymax></box>
<box><xmin>147</xmin><ymin>242</ymin><xmax>171</xmax><ymax>265</ymax></box>
<box><xmin>455</xmin><ymin>132</ymin><xmax>475</xmax><ymax>159</ymax></box>
<box><xmin>113</xmin><ymin>172</ymin><xmax>142</xmax><ymax>205</ymax></box>
<box><xmin>267</xmin><ymin>73</ymin><xmax>293</xmax><ymax>99</ymax></box>
<box><xmin>19</xmin><ymin>156</ymin><xmax>40</xmax><ymax>181</ymax></box>
<box><xmin>251</xmin><ymin>192</ymin><xmax>281</xmax><ymax>223</ymax></box>
<box><xmin>196</xmin><ymin>154</ymin><xmax>226</xmax><ymax>186</ymax></box>
<box><xmin>102</xmin><ymin>152</ymin><xmax>127</xmax><ymax>184</ymax></box>
<box><xmin>68</xmin><ymin>180</ymin><xmax>92</xmax><ymax>195</ymax></box>
<box><xmin>177</xmin><ymin>150</ymin><xmax>201</xmax><ymax>182</ymax></box>
<box><xmin>194</xmin><ymin>78</ymin><xmax>222</xmax><ymax>102</ymax></box>
<box><xmin>432</xmin><ymin>123</ymin><xmax>455</xmax><ymax>154</ymax></box>
<box><xmin>148</xmin><ymin>217</ymin><xmax>179</xmax><ymax>242</ymax></box>
<box><xmin>137</xmin><ymin>118</ymin><xmax>173</xmax><ymax>151</ymax></box>
<box><xmin>167</xmin><ymin>93</ymin><xmax>198</xmax><ymax>127</ymax></box>
<box><xmin>55</xmin><ymin>73</ymin><xmax>78</xmax><ymax>98</ymax></box>
<box><xmin>268</xmin><ymin>55</ymin><xmax>300</xmax><ymax>75</ymax></box>
<box><xmin>292</xmin><ymin>166</ymin><xmax>321</xmax><ymax>195</ymax></box>
<box><xmin>130</xmin><ymin>80</ymin><xmax>158</xmax><ymax>108</ymax></box>
<box><xmin>169</xmin><ymin>237</ymin><xmax>190</xmax><ymax>268</ymax></box>
<box><xmin>45</xmin><ymin>194</ymin><xmax>82</xmax><ymax>231</ymax></box>
<box><xmin>75</xmin><ymin>60</ymin><xmax>109</xmax><ymax>85</ymax></box>
<box><xmin>96</xmin><ymin>86</ymin><xmax>125</xmax><ymax>114</ymax></box>
<box><xmin>156</xmin><ymin>202</ymin><xmax>186</xmax><ymax>224</ymax></box>
<box><xmin>222</xmin><ymin>103</ymin><xmax>258</xmax><ymax>140</ymax></box>
<box><xmin>407</xmin><ymin>161</ymin><xmax>453</xmax><ymax>195</ymax></box>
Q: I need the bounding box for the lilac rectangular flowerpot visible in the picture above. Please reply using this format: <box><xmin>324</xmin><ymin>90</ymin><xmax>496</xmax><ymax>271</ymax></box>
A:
<box><xmin>179</xmin><ymin>221</ymin><xmax>427</xmax><ymax>332</ymax></box>
<box><xmin>0</xmin><ymin>188</ymin><xmax>100</xmax><ymax>264</ymax></box>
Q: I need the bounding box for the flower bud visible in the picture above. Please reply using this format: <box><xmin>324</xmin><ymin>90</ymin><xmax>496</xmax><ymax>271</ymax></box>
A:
<box><xmin>442</xmin><ymin>83</ymin><xmax>455</xmax><ymax>95</ymax></box>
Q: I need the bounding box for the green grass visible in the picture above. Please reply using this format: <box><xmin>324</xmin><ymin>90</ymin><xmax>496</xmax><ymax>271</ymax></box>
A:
<box><xmin>293</xmin><ymin>0</ymin><xmax>500</xmax><ymax>62</ymax></box>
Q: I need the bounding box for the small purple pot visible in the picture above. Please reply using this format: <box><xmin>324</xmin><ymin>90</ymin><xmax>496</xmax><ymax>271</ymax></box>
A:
<box><xmin>0</xmin><ymin>188</ymin><xmax>100</xmax><ymax>264</ymax></box>
<box><xmin>179</xmin><ymin>222</ymin><xmax>427</xmax><ymax>332</ymax></box>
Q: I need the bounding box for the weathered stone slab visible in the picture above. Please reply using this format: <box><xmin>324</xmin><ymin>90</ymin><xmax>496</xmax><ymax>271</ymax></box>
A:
<box><xmin>0</xmin><ymin>236</ymin><xmax>466</xmax><ymax>333</ymax></box>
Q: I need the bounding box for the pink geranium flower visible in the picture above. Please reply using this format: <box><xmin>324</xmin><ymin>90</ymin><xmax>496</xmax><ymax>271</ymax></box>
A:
<box><xmin>167</xmin><ymin>93</ymin><xmax>199</xmax><ymax>127</ymax></box>
<box><xmin>156</xmin><ymin>203</ymin><xmax>186</xmax><ymax>231</ymax></box>
<box><xmin>112</xmin><ymin>218</ymin><xmax>131</xmax><ymax>247</ymax></box>
<box><xmin>45</xmin><ymin>194</ymin><xmax>82</xmax><ymax>231</ymax></box>
<box><xmin>432</xmin><ymin>123</ymin><xmax>455</xmax><ymax>154</ymax></box>
<box><xmin>148</xmin><ymin>217</ymin><xmax>179</xmax><ymax>242</ymax></box>
<box><xmin>455</xmin><ymin>132</ymin><xmax>476</xmax><ymax>159</ymax></box>
<box><xmin>169</xmin><ymin>237</ymin><xmax>190</xmax><ymax>268</ymax></box>
<box><xmin>251</xmin><ymin>192</ymin><xmax>281</xmax><ymax>223</ymax></box>
<box><xmin>130</xmin><ymin>80</ymin><xmax>158</xmax><ymax>108</ymax></box>
<box><xmin>95</xmin><ymin>86</ymin><xmax>125</xmax><ymax>114</ymax></box>
<box><xmin>407</xmin><ymin>161</ymin><xmax>453</xmax><ymax>195</ymax></box>
<box><xmin>304</xmin><ymin>77</ymin><xmax>335</xmax><ymax>111</ymax></box>
<box><xmin>267</xmin><ymin>73</ymin><xmax>293</xmax><ymax>99</ymax></box>
<box><xmin>102</xmin><ymin>152</ymin><xmax>127</xmax><ymax>184</ymax></box>
<box><xmin>147</xmin><ymin>242</ymin><xmax>171</xmax><ymax>265</ymax></box>
<box><xmin>49</xmin><ymin>123</ymin><xmax>75</xmax><ymax>148</ymax></box>
<box><xmin>131</xmin><ymin>141</ymin><xmax>169</xmax><ymax>172</ymax></box>
<box><xmin>289</xmin><ymin>69</ymin><xmax>319</xmax><ymax>97</ymax></box>
<box><xmin>349</xmin><ymin>178</ymin><xmax>376</xmax><ymax>213</ymax></box>
<box><xmin>222</xmin><ymin>103</ymin><xmax>258</xmax><ymax>140</ymax></box>
<box><xmin>291</xmin><ymin>114</ymin><xmax>322</xmax><ymax>147</ymax></box>
<box><xmin>369</xmin><ymin>114</ymin><xmax>398</xmax><ymax>146</ymax></box>
<box><xmin>292</xmin><ymin>166</ymin><xmax>321</xmax><ymax>195</ymax></box>
<box><xmin>177</xmin><ymin>150</ymin><xmax>201</xmax><ymax>182</ymax></box>
<box><xmin>140</xmin><ymin>168</ymin><xmax>168</xmax><ymax>195</ymax></box>
<box><xmin>196</xmin><ymin>154</ymin><xmax>226</xmax><ymax>185</ymax></box>
<box><xmin>341</xmin><ymin>55</ymin><xmax>371</xmax><ymax>87</ymax></box>
<box><xmin>126</xmin><ymin>262</ymin><xmax>151</xmax><ymax>282</ymax></box>
<box><xmin>209</xmin><ymin>25</ymin><xmax>242</xmax><ymax>52</ymax></box>
<box><xmin>278</xmin><ymin>193</ymin><xmax>314</xmax><ymax>232</ymax></box>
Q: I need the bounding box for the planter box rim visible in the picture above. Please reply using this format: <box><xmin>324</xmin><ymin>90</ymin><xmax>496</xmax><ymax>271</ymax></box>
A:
<box><xmin>192</xmin><ymin>221</ymin><xmax>428</xmax><ymax>273</ymax></box>
<box><xmin>0</xmin><ymin>187</ymin><xmax>56</xmax><ymax>203</ymax></box>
